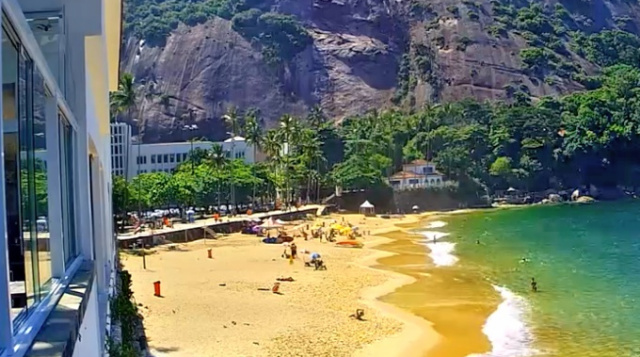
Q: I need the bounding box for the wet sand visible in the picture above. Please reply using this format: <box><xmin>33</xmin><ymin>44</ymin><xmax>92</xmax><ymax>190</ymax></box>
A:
<box><xmin>373</xmin><ymin>218</ymin><xmax>501</xmax><ymax>357</ymax></box>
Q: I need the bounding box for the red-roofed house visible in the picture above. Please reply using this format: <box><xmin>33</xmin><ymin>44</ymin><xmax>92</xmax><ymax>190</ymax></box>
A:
<box><xmin>388</xmin><ymin>160</ymin><xmax>444</xmax><ymax>190</ymax></box>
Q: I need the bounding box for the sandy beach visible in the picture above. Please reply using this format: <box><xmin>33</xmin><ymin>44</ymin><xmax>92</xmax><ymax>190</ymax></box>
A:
<box><xmin>122</xmin><ymin>213</ymin><xmax>440</xmax><ymax>357</ymax></box>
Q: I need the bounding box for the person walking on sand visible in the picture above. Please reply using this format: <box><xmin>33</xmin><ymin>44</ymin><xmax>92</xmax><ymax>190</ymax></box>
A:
<box><xmin>291</xmin><ymin>242</ymin><xmax>298</xmax><ymax>259</ymax></box>
<box><xmin>531</xmin><ymin>277</ymin><xmax>538</xmax><ymax>292</ymax></box>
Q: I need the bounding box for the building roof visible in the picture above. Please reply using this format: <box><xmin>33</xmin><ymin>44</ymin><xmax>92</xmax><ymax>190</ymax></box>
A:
<box><xmin>224</xmin><ymin>136</ymin><xmax>246</xmax><ymax>142</ymax></box>
<box><xmin>390</xmin><ymin>171</ymin><xmax>424</xmax><ymax>179</ymax></box>
<box><xmin>360</xmin><ymin>200</ymin><xmax>374</xmax><ymax>208</ymax></box>
<box><xmin>404</xmin><ymin>159</ymin><xmax>434</xmax><ymax>166</ymax></box>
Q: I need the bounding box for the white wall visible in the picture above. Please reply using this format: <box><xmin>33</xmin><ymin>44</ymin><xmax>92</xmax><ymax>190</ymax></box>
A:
<box><xmin>72</xmin><ymin>279</ymin><xmax>101</xmax><ymax>357</ymax></box>
<box><xmin>128</xmin><ymin>139</ymin><xmax>256</xmax><ymax>178</ymax></box>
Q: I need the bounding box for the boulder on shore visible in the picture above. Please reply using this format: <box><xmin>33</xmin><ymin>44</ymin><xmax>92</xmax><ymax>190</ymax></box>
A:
<box><xmin>548</xmin><ymin>194</ymin><xmax>562</xmax><ymax>203</ymax></box>
<box><xmin>576</xmin><ymin>196</ymin><xmax>595</xmax><ymax>204</ymax></box>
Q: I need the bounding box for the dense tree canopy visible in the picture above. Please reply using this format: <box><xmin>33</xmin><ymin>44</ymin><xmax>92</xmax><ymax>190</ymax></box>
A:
<box><xmin>124</xmin><ymin>0</ymin><xmax>311</xmax><ymax>63</ymax></box>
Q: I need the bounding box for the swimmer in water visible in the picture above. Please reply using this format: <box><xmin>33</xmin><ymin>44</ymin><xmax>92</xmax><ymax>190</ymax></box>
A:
<box><xmin>476</xmin><ymin>239</ymin><xmax>480</xmax><ymax>245</ymax></box>
<box><xmin>520</xmin><ymin>257</ymin><xmax>529</xmax><ymax>263</ymax></box>
<box><xmin>531</xmin><ymin>277</ymin><xmax>538</xmax><ymax>292</ymax></box>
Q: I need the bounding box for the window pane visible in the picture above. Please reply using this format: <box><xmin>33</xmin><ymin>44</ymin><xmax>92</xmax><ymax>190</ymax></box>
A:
<box><xmin>19</xmin><ymin>48</ymin><xmax>40</xmax><ymax>309</ymax></box>
<box><xmin>3</xmin><ymin>27</ymin><xmax>28</xmax><ymax>321</ymax></box>
<box><xmin>33</xmin><ymin>63</ymin><xmax>51</xmax><ymax>296</ymax></box>
<box><xmin>59</xmin><ymin>117</ymin><xmax>76</xmax><ymax>264</ymax></box>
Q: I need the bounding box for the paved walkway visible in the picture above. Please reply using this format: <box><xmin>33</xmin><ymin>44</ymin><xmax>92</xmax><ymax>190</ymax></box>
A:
<box><xmin>117</xmin><ymin>204</ymin><xmax>325</xmax><ymax>241</ymax></box>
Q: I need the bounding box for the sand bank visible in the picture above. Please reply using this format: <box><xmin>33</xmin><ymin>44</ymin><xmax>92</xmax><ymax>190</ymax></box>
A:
<box><xmin>122</xmin><ymin>213</ymin><xmax>440</xmax><ymax>357</ymax></box>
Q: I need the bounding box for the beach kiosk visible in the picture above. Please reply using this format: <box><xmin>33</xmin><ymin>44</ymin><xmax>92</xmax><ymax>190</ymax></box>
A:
<box><xmin>359</xmin><ymin>200</ymin><xmax>376</xmax><ymax>217</ymax></box>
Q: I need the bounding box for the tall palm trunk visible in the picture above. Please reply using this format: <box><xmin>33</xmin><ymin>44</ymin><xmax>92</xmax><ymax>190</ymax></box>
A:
<box><xmin>252</xmin><ymin>146</ymin><xmax>257</xmax><ymax>207</ymax></box>
<box><xmin>216</xmin><ymin>180</ymin><xmax>221</xmax><ymax>212</ymax></box>
<box><xmin>306</xmin><ymin>170</ymin><xmax>312</xmax><ymax>204</ymax></box>
<box><xmin>316</xmin><ymin>159</ymin><xmax>320</xmax><ymax>203</ymax></box>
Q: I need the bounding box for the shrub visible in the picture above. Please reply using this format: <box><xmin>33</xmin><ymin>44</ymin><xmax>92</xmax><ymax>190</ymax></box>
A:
<box><xmin>446</xmin><ymin>5</ymin><xmax>460</xmax><ymax>16</ymax></box>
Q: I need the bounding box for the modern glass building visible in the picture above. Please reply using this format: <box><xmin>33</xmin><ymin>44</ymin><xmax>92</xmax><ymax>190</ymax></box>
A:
<box><xmin>0</xmin><ymin>0</ymin><xmax>121</xmax><ymax>356</ymax></box>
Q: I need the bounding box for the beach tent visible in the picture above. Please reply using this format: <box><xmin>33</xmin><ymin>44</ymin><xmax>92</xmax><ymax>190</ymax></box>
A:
<box><xmin>259</xmin><ymin>218</ymin><xmax>283</xmax><ymax>229</ymax></box>
<box><xmin>359</xmin><ymin>201</ymin><xmax>376</xmax><ymax>217</ymax></box>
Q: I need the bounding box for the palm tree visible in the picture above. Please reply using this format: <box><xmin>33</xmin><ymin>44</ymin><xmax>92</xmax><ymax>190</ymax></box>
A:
<box><xmin>209</xmin><ymin>143</ymin><xmax>228</xmax><ymax>211</ymax></box>
<box><xmin>262</xmin><ymin>129</ymin><xmax>282</xmax><ymax>205</ymax></box>
<box><xmin>244</xmin><ymin>109</ymin><xmax>262</xmax><ymax>206</ymax></box>
<box><xmin>110</xmin><ymin>73</ymin><xmax>139</xmax><ymax>218</ymax></box>
<box><xmin>222</xmin><ymin>106</ymin><xmax>242</xmax><ymax>211</ymax></box>
<box><xmin>277</xmin><ymin>115</ymin><xmax>299</xmax><ymax>208</ymax></box>
<box><xmin>110</xmin><ymin>73</ymin><xmax>137</xmax><ymax>122</ymax></box>
<box><xmin>306</xmin><ymin>105</ymin><xmax>326</xmax><ymax>131</ymax></box>
<box><xmin>300</xmin><ymin>130</ymin><xmax>325</xmax><ymax>203</ymax></box>
<box><xmin>222</xmin><ymin>106</ymin><xmax>242</xmax><ymax>138</ymax></box>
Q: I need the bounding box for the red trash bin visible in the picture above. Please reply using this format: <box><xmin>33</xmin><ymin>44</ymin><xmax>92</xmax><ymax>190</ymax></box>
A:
<box><xmin>153</xmin><ymin>281</ymin><xmax>161</xmax><ymax>297</ymax></box>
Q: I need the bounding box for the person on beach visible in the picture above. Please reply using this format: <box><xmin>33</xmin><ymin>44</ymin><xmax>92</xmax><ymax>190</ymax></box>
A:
<box><xmin>531</xmin><ymin>277</ymin><xmax>538</xmax><ymax>292</ymax></box>
<box><xmin>291</xmin><ymin>243</ymin><xmax>298</xmax><ymax>259</ymax></box>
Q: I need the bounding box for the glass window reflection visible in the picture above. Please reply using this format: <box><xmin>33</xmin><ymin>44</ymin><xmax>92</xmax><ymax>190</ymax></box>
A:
<box><xmin>3</xmin><ymin>26</ymin><xmax>28</xmax><ymax>321</ymax></box>
<box><xmin>33</xmin><ymin>63</ymin><xmax>51</xmax><ymax>297</ymax></box>
<box><xmin>59</xmin><ymin>116</ymin><xmax>76</xmax><ymax>264</ymax></box>
<box><xmin>18</xmin><ymin>36</ymin><xmax>39</xmax><ymax>312</ymax></box>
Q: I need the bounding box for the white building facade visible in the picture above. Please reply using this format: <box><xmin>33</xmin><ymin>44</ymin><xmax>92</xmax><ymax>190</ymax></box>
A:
<box><xmin>388</xmin><ymin>160</ymin><xmax>444</xmax><ymax>190</ymax></box>
<box><xmin>110</xmin><ymin>123</ymin><xmax>258</xmax><ymax>179</ymax></box>
<box><xmin>0</xmin><ymin>0</ymin><xmax>120</xmax><ymax>356</ymax></box>
<box><xmin>110</xmin><ymin>122</ymin><xmax>131</xmax><ymax>177</ymax></box>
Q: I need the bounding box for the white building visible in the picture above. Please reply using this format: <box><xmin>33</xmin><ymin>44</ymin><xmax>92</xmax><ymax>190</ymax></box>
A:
<box><xmin>110</xmin><ymin>123</ymin><xmax>258</xmax><ymax>179</ymax></box>
<box><xmin>388</xmin><ymin>160</ymin><xmax>444</xmax><ymax>190</ymax></box>
<box><xmin>0</xmin><ymin>0</ymin><xmax>120</xmax><ymax>356</ymax></box>
<box><xmin>110</xmin><ymin>122</ymin><xmax>131</xmax><ymax>177</ymax></box>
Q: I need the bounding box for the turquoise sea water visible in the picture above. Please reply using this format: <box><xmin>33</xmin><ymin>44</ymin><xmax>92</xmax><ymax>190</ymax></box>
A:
<box><xmin>442</xmin><ymin>201</ymin><xmax>640</xmax><ymax>357</ymax></box>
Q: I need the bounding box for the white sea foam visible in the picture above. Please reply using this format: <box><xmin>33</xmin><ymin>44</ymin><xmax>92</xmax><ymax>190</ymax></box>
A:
<box><xmin>421</xmin><ymin>230</ymin><xmax>458</xmax><ymax>267</ymax></box>
<box><xmin>425</xmin><ymin>241</ymin><xmax>459</xmax><ymax>266</ymax></box>
<box><xmin>426</xmin><ymin>220</ymin><xmax>448</xmax><ymax>229</ymax></box>
<box><xmin>468</xmin><ymin>285</ymin><xmax>537</xmax><ymax>357</ymax></box>
<box><xmin>421</xmin><ymin>230</ymin><xmax>450</xmax><ymax>241</ymax></box>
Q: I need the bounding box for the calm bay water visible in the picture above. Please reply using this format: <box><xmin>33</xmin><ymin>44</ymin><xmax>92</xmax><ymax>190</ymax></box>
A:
<box><xmin>444</xmin><ymin>201</ymin><xmax>640</xmax><ymax>357</ymax></box>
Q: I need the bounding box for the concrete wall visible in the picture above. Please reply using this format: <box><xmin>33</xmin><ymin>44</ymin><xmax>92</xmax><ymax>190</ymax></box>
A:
<box><xmin>72</xmin><ymin>279</ymin><xmax>100</xmax><ymax>357</ymax></box>
<box><xmin>336</xmin><ymin>187</ymin><xmax>490</xmax><ymax>213</ymax></box>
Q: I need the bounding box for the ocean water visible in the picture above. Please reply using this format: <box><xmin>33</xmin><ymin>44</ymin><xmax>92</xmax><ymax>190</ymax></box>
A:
<box><xmin>435</xmin><ymin>201</ymin><xmax>640</xmax><ymax>357</ymax></box>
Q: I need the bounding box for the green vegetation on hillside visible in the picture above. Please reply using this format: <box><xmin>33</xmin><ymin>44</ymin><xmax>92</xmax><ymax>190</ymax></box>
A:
<box><xmin>487</xmin><ymin>0</ymin><xmax>640</xmax><ymax>84</ymax></box>
<box><xmin>335</xmin><ymin>65</ymin><xmax>640</xmax><ymax>193</ymax></box>
<box><xmin>123</xmin><ymin>0</ymin><xmax>311</xmax><ymax>63</ymax></box>
<box><xmin>231</xmin><ymin>11</ymin><xmax>311</xmax><ymax>64</ymax></box>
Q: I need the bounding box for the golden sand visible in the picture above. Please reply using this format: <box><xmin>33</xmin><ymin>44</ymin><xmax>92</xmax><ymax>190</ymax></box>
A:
<box><xmin>123</xmin><ymin>213</ymin><xmax>441</xmax><ymax>357</ymax></box>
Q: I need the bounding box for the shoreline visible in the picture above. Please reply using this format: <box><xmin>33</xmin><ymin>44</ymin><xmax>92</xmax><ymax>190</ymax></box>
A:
<box><xmin>354</xmin><ymin>209</ymin><xmax>498</xmax><ymax>357</ymax></box>
<box><xmin>353</xmin><ymin>235</ymin><xmax>440</xmax><ymax>357</ymax></box>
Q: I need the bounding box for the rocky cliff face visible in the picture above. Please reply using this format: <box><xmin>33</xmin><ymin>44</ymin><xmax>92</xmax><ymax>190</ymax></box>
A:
<box><xmin>121</xmin><ymin>0</ymin><xmax>640</xmax><ymax>143</ymax></box>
